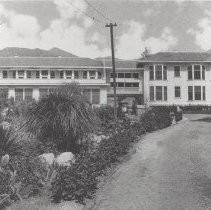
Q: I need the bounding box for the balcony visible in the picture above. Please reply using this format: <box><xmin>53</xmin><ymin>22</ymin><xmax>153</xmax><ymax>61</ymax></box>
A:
<box><xmin>108</xmin><ymin>87</ymin><xmax>142</xmax><ymax>95</ymax></box>
<box><xmin>0</xmin><ymin>78</ymin><xmax>109</xmax><ymax>86</ymax></box>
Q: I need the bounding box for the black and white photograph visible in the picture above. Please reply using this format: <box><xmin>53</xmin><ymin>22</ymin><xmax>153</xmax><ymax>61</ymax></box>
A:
<box><xmin>0</xmin><ymin>0</ymin><xmax>210</xmax><ymax>209</ymax></box>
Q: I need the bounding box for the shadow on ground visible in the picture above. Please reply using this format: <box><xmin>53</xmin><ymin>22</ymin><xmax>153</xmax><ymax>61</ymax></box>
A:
<box><xmin>191</xmin><ymin>117</ymin><xmax>211</xmax><ymax>123</ymax></box>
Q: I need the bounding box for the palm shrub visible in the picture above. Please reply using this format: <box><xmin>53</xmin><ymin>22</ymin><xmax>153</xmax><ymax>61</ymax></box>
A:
<box><xmin>23</xmin><ymin>83</ymin><xmax>99</xmax><ymax>154</ymax></box>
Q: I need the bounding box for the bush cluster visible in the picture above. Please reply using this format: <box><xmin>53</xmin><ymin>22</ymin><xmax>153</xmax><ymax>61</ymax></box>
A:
<box><xmin>51</xmin><ymin>123</ymin><xmax>138</xmax><ymax>204</ymax></box>
<box><xmin>51</xmin><ymin>107</ymin><xmax>183</xmax><ymax>205</ymax></box>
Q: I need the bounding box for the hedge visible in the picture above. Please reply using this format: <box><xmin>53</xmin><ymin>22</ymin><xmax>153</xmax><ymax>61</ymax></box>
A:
<box><xmin>51</xmin><ymin>107</ymin><xmax>182</xmax><ymax>204</ymax></box>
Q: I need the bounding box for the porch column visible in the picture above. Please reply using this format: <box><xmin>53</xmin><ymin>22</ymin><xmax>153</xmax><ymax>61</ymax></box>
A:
<box><xmin>8</xmin><ymin>88</ymin><xmax>15</xmax><ymax>99</ymax></box>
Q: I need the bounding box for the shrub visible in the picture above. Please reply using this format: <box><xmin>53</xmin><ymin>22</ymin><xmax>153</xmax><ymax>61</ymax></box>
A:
<box><xmin>151</xmin><ymin>106</ymin><xmax>172</xmax><ymax>129</ymax></box>
<box><xmin>23</xmin><ymin>83</ymin><xmax>100</xmax><ymax>154</ymax></box>
<box><xmin>94</xmin><ymin>106</ymin><xmax>115</xmax><ymax>133</ymax></box>
<box><xmin>51</xmin><ymin>120</ymin><xmax>144</xmax><ymax>204</ymax></box>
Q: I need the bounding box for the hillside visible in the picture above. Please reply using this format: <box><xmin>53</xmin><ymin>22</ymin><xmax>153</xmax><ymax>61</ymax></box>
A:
<box><xmin>0</xmin><ymin>47</ymin><xmax>77</xmax><ymax>57</ymax></box>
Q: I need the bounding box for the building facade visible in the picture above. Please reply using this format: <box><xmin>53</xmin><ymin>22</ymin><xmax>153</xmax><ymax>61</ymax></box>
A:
<box><xmin>0</xmin><ymin>57</ymin><xmax>109</xmax><ymax>105</ymax></box>
<box><xmin>138</xmin><ymin>52</ymin><xmax>211</xmax><ymax>106</ymax></box>
<box><xmin>97</xmin><ymin>58</ymin><xmax>144</xmax><ymax>105</ymax></box>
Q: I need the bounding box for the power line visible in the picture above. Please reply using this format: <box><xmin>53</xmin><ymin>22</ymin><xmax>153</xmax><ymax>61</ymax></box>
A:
<box><xmin>69</xmin><ymin>1</ymin><xmax>107</xmax><ymax>24</ymax></box>
<box><xmin>83</xmin><ymin>0</ymin><xmax>113</xmax><ymax>23</ymax></box>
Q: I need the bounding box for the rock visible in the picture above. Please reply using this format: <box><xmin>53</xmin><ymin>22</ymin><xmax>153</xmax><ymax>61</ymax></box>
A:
<box><xmin>38</xmin><ymin>153</ymin><xmax>55</xmax><ymax>166</ymax></box>
<box><xmin>55</xmin><ymin>152</ymin><xmax>75</xmax><ymax>167</ymax></box>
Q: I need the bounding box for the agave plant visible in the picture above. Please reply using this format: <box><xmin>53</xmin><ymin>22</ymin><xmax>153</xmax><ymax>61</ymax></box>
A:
<box><xmin>0</xmin><ymin>126</ymin><xmax>27</xmax><ymax>158</ymax></box>
<box><xmin>23</xmin><ymin>83</ymin><xmax>100</xmax><ymax>154</ymax></box>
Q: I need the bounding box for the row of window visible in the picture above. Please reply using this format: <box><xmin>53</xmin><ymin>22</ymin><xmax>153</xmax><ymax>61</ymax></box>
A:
<box><xmin>0</xmin><ymin>88</ymin><xmax>100</xmax><ymax>104</ymax></box>
<box><xmin>110</xmin><ymin>73</ymin><xmax>139</xmax><ymax>79</ymax></box>
<box><xmin>1</xmin><ymin>70</ymin><xmax>103</xmax><ymax>80</ymax></box>
<box><xmin>110</xmin><ymin>82</ymin><xmax>139</xmax><ymax>88</ymax></box>
<box><xmin>149</xmin><ymin>85</ymin><xmax>206</xmax><ymax>101</ymax></box>
<box><xmin>149</xmin><ymin>65</ymin><xmax>206</xmax><ymax>80</ymax></box>
<box><xmin>174</xmin><ymin>86</ymin><xmax>206</xmax><ymax>101</ymax></box>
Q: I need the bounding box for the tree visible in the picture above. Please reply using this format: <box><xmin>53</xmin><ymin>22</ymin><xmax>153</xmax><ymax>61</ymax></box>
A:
<box><xmin>23</xmin><ymin>83</ymin><xmax>100</xmax><ymax>154</ymax></box>
<box><xmin>141</xmin><ymin>47</ymin><xmax>150</xmax><ymax>58</ymax></box>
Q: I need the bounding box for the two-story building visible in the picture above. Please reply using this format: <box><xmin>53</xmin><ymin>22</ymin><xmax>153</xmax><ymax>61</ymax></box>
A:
<box><xmin>0</xmin><ymin>57</ymin><xmax>109</xmax><ymax>105</ymax></box>
<box><xmin>138</xmin><ymin>52</ymin><xmax>211</xmax><ymax>106</ymax></box>
<box><xmin>97</xmin><ymin>57</ymin><xmax>144</xmax><ymax>105</ymax></box>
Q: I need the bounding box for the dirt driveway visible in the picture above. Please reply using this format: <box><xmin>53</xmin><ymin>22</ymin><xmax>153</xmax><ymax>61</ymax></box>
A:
<box><xmin>85</xmin><ymin>114</ymin><xmax>211</xmax><ymax>210</ymax></box>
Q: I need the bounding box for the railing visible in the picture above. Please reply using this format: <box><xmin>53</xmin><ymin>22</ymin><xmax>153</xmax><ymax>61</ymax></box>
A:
<box><xmin>0</xmin><ymin>79</ymin><xmax>109</xmax><ymax>86</ymax></box>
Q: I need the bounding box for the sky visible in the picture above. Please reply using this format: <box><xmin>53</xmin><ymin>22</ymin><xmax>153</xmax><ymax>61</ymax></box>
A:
<box><xmin>0</xmin><ymin>0</ymin><xmax>211</xmax><ymax>59</ymax></box>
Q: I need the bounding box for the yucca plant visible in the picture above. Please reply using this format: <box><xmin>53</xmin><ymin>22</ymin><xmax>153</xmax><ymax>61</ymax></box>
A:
<box><xmin>23</xmin><ymin>83</ymin><xmax>100</xmax><ymax>154</ymax></box>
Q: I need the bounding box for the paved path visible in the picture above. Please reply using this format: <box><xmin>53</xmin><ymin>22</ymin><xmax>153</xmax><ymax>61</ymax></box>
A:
<box><xmin>86</xmin><ymin>114</ymin><xmax>211</xmax><ymax>210</ymax></box>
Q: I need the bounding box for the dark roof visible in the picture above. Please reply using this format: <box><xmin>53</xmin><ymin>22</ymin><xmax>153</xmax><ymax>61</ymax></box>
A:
<box><xmin>0</xmin><ymin>57</ymin><xmax>102</xmax><ymax>67</ymax></box>
<box><xmin>96</xmin><ymin>57</ymin><xmax>138</xmax><ymax>68</ymax></box>
<box><xmin>139</xmin><ymin>52</ymin><xmax>211</xmax><ymax>62</ymax></box>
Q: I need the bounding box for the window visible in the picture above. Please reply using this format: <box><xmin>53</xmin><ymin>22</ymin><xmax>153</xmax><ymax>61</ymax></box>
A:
<box><xmin>66</xmin><ymin>70</ymin><xmax>72</xmax><ymax>79</ymax></box>
<box><xmin>125</xmin><ymin>83</ymin><xmax>132</xmax><ymax>87</ymax></box>
<box><xmin>125</xmin><ymin>73</ymin><xmax>132</xmax><ymax>78</ymax></box>
<box><xmin>149</xmin><ymin>66</ymin><xmax>154</xmax><ymax>80</ymax></box>
<box><xmin>150</xmin><ymin>86</ymin><xmax>154</xmax><ymax>101</ymax></box>
<box><xmin>156</xmin><ymin>86</ymin><xmax>162</xmax><ymax>100</ymax></box>
<box><xmin>41</xmin><ymin>70</ymin><xmax>48</xmax><ymax>79</ymax></box>
<box><xmin>188</xmin><ymin>66</ymin><xmax>192</xmax><ymax>80</ymax></box>
<box><xmin>202</xmin><ymin>66</ymin><xmax>205</xmax><ymax>80</ymax></box>
<box><xmin>117</xmin><ymin>83</ymin><xmax>124</xmax><ymax>87</ymax></box>
<box><xmin>110</xmin><ymin>73</ymin><xmax>117</xmax><ymax>78</ymax></box>
<box><xmin>13</xmin><ymin>71</ymin><xmax>16</xmax><ymax>79</ymax></box>
<box><xmin>15</xmin><ymin>89</ymin><xmax>23</xmax><ymax>101</ymax></box>
<box><xmin>18</xmin><ymin>70</ymin><xmax>25</xmax><ymax>79</ymax></box>
<box><xmin>118</xmin><ymin>73</ymin><xmax>124</xmax><ymax>78</ymax></box>
<box><xmin>82</xmin><ymin>89</ymin><xmax>91</xmax><ymax>103</ymax></box>
<box><xmin>0</xmin><ymin>89</ymin><xmax>8</xmax><ymax>101</ymax></box>
<box><xmin>2</xmin><ymin>71</ymin><xmax>7</xmax><ymax>79</ymax></box>
<box><xmin>203</xmin><ymin>86</ymin><xmax>206</xmax><ymax>100</ymax></box>
<box><xmin>188</xmin><ymin>86</ymin><xmax>193</xmax><ymax>100</ymax></box>
<box><xmin>174</xmin><ymin>66</ymin><xmax>180</xmax><ymax>77</ymax></box>
<box><xmin>194</xmin><ymin>65</ymin><xmax>201</xmax><ymax>80</ymax></box>
<box><xmin>25</xmin><ymin>89</ymin><xmax>33</xmax><ymax>100</ymax></box>
<box><xmin>74</xmin><ymin>71</ymin><xmax>79</xmax><ymax>79</ymax></box>
<box><xmin>50</xmin><ymin>71</ymin><xmax>55</xmax><ymax>79</ymax></box>
<box><xmin>39</xmin><ymin>88</ymin><xmax>48</xmax><ymax>98</ymax></box>
<box><xmin>138</xmin><ymin>63</ymin><xmax>144</xmax><ymax>68</ymax></box>
<box><xmin>60</xmin><ymin>71</ymin><xmax>64</xmax><ymax>79</ymax></box>
<box><xmin>97</xmin><ymin>71</ymin><xmax>102</xmax><ymax>79</ymax></box>
<box><xmin>164</xmin><ymin>86</ymin><xmax>167</xmax><ymax>101</ymax></box>
<box><xmin>27</xmin><ymin>71</ymin><xmax>32</xmax><ymax>79</ymax></box>
<box><xmin>132</xmin><ymin>83</ymin><xmax>139</xmax><ymax>87</ymax></box>
<box><xmin>163</xmin><ymin>66</ymin><xmax>167</xmax><ymax>80</ymax></box>
<box><xmin>92</xmin><ymin>89</ymin><xmax>100</xmax><ymax>104</ymax></box>
<box><xmin>36</xmin><ymin>71</ymin><xmax>40</xmax><ymax>79</ymax></box>
<box><xmin>83</xmin><ymin>71</ymin><xmax>87</xmax><ymax>79</ymax></box>
<box><xmin>175</xmin><ymin>86</ymin><xmax>181</xmax><ymax>98</ymax></box>
<box><xmin>155</xmin><ymin>65</ymin><xmax>162</xmax><ymax>80</ymax></box>
<box><xmin>89</xmin><ymin>71</ymin><xmax>96</xmax><ymax>79</ymax></box>
<box><xmin>194</xmin><ymin>86</ymin><xmax>201</xmax><ymax>100</ymax></box>
<box><xmin>133</xmin><ymin>73</ymin><xmax>139</xmax><ymax>79</ymax></box>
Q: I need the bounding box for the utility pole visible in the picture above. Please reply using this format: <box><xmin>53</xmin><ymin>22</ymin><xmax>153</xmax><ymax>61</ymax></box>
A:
<box><xmin>106</xmin><ymin>22</ymin><xmax>117</xmax><ymax>122</ymax></box>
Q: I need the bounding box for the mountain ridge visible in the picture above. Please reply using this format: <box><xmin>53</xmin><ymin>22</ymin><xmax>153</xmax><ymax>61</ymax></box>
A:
<box><xmin>0</xmin><ymin>47</ymin><xmax>77</xmax><ymax>57</ymax></box>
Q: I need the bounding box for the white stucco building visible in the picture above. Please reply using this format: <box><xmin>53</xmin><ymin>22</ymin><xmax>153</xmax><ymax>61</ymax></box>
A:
<box><xmin>0</xmin><ymin>57</ymin><xmax>109</xmax><ymax>105</ymax></box>
<box><xmin>138</xmin><ymin>52</ymin><xmax>211</xmax><ymax>106</ymax></box>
